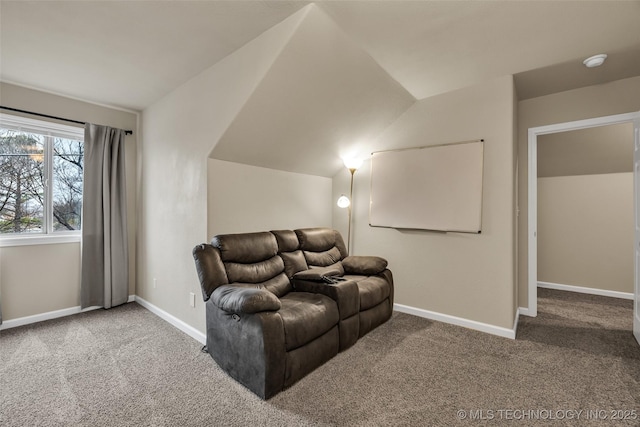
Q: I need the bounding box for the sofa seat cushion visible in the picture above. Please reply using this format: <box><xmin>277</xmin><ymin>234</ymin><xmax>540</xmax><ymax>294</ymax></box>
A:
<box><xmin>345</xmin><ymin>274</ymin><xmax>391</xmax><ymax>311</ymax></box>
<box><xmin>279</xmin><ymin>292</ymin><xmax>339</xmax><ymax>351</ymax></box>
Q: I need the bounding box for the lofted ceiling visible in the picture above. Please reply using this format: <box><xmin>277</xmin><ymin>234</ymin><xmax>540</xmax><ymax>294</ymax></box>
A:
<box><xmin>1</xmin><ymin>1</ymin><xmax>639</xmax><ymax>111</ymax></box>
<box><xmin>210</xmin><ymin>5</ymin><xmax>415</xmax><ymax>177</ymax></box>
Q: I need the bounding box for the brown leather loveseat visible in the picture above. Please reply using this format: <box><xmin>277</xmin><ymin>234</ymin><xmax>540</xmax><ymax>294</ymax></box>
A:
<box><xmin>192</xmin><ymin>227</ymin><xmax>394</xmax><ymax>398</ymax></box>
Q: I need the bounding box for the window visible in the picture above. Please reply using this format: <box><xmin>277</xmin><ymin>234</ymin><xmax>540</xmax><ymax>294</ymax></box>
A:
<box><xmin>0</xmin><ymin>114</ymin><xmax>84</xmax><ymax>246</ymax></box>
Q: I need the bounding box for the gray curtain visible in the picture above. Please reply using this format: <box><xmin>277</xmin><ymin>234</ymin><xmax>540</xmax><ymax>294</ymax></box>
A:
<box><xmin>81</xmin><ymin>124</ymin><xmax>128</xmax><ymax>309</ymax></box>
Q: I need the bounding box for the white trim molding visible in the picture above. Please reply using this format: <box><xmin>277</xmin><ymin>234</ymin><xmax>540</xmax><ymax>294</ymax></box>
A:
<box><xmin>394</xmin><ymin>303</ymin><xmax>518</xmax><ymax>340</ymax></box>
<box><xmin>518</xmin><ymin>306</ymin><xmax>534</xmax><ymax>317</ymax></box>
<box><xmin>0</xmin><ymin>294</ymin><xmax>207</xmax><ymax>346</ymax></box>
<box><xmin>134</xmin><ymin>296</ymin><xmax>206</xmax><ymax>344</ymax></box>
<box><xmin>0</xmin><ymin>233</ymin><xmax>81</xmax><ymax>247</ymax></box>
<box><xmin>0</xmin><ymin>295</ymin><xmax>136</xmax><ymax>330</ymax></box>
<box><xmin>538</xmin><ymin>281</ymin><xmax>633</xmax><ymax>300</ymax></box>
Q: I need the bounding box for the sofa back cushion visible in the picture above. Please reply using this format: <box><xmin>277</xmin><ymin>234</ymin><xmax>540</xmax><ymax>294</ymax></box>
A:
<box><xmin>213</xmin><ymin>231</ymin><xmax>277</xmax><ymax>263</ymax></box>
<box><xmin>270</xmin><ymin>229</ymin><xmax>308</xmax><ymax>279</ymax></box>
<box><xmin>270</xmin><ymin>229</ymin><xmax>299</xmax><ymax>252</ymax></box>
<box><xmin>294</xmin><ymin>228</ymin><xmax>348</xmax><ymax>274</ymax></box>
<box><xmin>211</xmin><ymin>232</ymin><xmax>292</xmax><ymax>297</ymax></box>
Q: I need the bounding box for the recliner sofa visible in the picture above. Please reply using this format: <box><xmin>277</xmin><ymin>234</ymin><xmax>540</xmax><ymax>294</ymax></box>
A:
<box><xmin>192</xmin><ymin>227</ymin><xmax>394</xmax><ymax>399</ymax></box>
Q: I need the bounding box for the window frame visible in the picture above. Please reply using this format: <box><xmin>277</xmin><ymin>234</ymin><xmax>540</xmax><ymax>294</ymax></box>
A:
<box><xmin>0</xmin><ymin>113</ymin><xmax>84</xmax><ymax>247</ymax></box>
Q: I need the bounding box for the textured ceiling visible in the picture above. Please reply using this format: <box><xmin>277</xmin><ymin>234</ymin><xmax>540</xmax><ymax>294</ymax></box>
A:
<box><xmin>1</xmin><ymin>1</ymin><xmax>639</xmax><ymax>111</ymax></box>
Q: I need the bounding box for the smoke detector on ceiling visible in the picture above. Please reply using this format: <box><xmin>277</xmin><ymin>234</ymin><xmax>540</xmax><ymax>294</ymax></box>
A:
<box><xmin>583</xmin><ymin>54</ymin><xmax>607</xmax><ymax>68</ymax></box>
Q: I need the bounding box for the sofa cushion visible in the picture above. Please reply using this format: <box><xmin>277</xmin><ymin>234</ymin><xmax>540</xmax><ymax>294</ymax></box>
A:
<box><xmin>303</xmin><ymin>247</ymin><xmax>344</xmax><ymax>269</ymax></box>
<box><xmin>295</xmin><ymin>228</ymin><xmax>348</xmax><ymax>258</ymax></box>
<box><xmin>270</xmin><ymin>229</ymin><xmax>300</xmax><ymax>252</ymax></box>
<box><xmin>279</xmin><ymin>250</ymin><xmax>308</xmax><ymax>279</ymax></box>
<box><xmin>278</xmin><ymin>292</ymin><xmax>339</xmax><ymax>351</ymax></box>
<box><xmin>213</xmin><ymin>232</ymin><xmax>278</xmax><ymax>264</ymax></box>
<box><xmin>225</xmin><ymin>255</ymin><xmax>285</xmax><ymax>284</ymax></box>
<box><xmin>232</xmin><ymin>272</ymin><xmax>291</xmax><ymax>298</ymax></box>
<box><xmin>271</xmin><ymin>230</ymin><xmax>308</xmax><ymax>279</ymax></box>
<box><xmin>345</xmin><ymin>274</ymin><xmax>391</xmax><ymax>311</ymax></box>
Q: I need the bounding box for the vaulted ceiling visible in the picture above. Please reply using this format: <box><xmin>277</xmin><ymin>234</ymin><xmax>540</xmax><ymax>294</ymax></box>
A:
<box><xmin>210</xmin><ymin>5</ymin><xmax>415</xmax><ymax>177</ymax></box>
<box><xmin>2</xmin><ymin>1</ymin><xmax>639</xmax><ymax>111</ymax></box>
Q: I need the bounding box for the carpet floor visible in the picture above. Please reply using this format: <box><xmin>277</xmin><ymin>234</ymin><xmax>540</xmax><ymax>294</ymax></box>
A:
<box><xmin>1</xmin><ymin>288</ymin><xmax>639</xmax><ymax>426</ymax></box>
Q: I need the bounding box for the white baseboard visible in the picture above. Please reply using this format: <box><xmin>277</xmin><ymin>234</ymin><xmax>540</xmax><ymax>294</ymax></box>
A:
<box><xmin>0</xmin><ymin>295</ymin><xmax>136</xmax><ymax>331</ymax></box>
<box><xmin>518</xmin><ymin>306</ymin><xmax>535</xmax><ymax>317</ymax></box>
<box><xmin>538</xmin><ymin>281</ymin><xmax>633</xmax><ymax>300</ymax></box>
<box><xmin>393</xmin><ymin>303</ymin><xmax>517</xmax><ymax>340</ymax></box>
<box><xmin>134</xmin><ymin>296</ymin><xmax>206</xmax><ymax>344</ymax></box>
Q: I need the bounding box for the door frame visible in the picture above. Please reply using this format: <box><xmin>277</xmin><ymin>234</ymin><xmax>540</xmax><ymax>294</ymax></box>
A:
<box><xmin>527</xmin><ymin>111</ymin><xmax>640</xmax><ymax>317</ymax></box>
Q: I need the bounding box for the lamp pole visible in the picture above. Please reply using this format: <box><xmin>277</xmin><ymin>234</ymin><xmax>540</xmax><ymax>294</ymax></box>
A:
<box><xmin>347</xmin><ymin>167</ymin><xmax>356</xmax><ymax>254</ymax></box>
<box><xmin>341</xmin><ymin>157</ymin><xmax>362</xmax><ymax>254</ymax></box>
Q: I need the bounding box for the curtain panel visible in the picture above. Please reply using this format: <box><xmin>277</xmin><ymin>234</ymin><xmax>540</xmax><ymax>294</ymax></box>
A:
<box><xmin>81</xmin><ymin>124</ymin><xmax>128</xmax><ymax>309</ymax></box>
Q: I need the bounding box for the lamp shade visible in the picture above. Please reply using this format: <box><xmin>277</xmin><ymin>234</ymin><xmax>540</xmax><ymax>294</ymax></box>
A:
<box><xmin>337</xmin><ymin>194</ymin><xmax>351</xmax><ymax>208</ymax></box>
<box><xmin>343</xmin><ymin>157</ymin><xmax>363</xmax><ymax>170</ymax></box>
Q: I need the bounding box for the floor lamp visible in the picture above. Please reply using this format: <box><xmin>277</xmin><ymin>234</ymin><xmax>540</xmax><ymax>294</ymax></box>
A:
<box><xmin>337</xmin><ymin>158</ymin><xmax>363</xmax><ymax>254</ymax></box>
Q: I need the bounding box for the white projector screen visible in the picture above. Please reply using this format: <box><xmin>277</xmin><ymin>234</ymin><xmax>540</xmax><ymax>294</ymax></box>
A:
<box><xmin>369</xmin><ymin>140</ymin><xmax>484</xmax><ymax>233</ymax></box>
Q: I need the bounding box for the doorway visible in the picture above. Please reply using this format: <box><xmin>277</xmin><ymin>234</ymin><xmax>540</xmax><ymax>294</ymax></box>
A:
<box><xmin>527</xmin><ymin>111</ymin><xmax>640</xmax><ymax>319</ymax></box>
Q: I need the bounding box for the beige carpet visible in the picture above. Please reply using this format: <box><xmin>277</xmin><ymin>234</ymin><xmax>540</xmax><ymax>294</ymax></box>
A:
<box><xmin>1</xmin><ymin>288</ymin><xmax>638</xmax><ymax>426</ymax></box>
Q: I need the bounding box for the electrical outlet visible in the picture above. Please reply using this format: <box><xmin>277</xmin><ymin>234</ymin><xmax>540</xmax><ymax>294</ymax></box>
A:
<box><xmin>153</xmin><ymin>278</ymin><xmax>157</xmax><ymax>289</ymax></box>
<box><xmin>189</xmin><ymin>292</ymin><xmax>196</xmax><ymax>308</ymax></box>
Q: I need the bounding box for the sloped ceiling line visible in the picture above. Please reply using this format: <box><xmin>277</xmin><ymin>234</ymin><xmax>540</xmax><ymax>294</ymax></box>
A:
<box><xmin>209</xmin><ymin>4</ymin><xmax>416</xmax><ymax>178</ymax></box>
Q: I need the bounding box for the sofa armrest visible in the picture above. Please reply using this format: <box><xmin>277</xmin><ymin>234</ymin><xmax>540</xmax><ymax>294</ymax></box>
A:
<box><xmin>211</xmin><ymin>285</ymin><xmax>281</xmax><ymax>314</ymax></box>
<box><xmin>193</xmin><ymin>243</ymin><xmax>229</xmax><ymax>302</ymax></box>
<box><xmin>205</xmin><ymin>299</ymin><xmax>286</xmax><ymax>398</ymax></box>
<box><xmin>293</xmin><ymin>266</ymin><xmax>342</xmax><ymax>282</ymax></box>
<box><xmin>342</xmin><ymin>256</ymin><xmax>388</xmax><ymax>275</ymax></box>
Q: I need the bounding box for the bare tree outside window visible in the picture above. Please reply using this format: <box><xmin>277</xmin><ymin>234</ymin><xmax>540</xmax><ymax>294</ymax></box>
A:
<box><xmin>53</xmin><ymin>138</ymin><xmax>83</xmax><ymax>231</ymax></box>
<box><xmin>0</xmin><ymin>128</ymin><xmax>83</xmax><ymax>234</ymax></box>
<box><xmin>0</xmin><ymin>130</ymin><xmax>44</xmax><ymax>233</ymax></box>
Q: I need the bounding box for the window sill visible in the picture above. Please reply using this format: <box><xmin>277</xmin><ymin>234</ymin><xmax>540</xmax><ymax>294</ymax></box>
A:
<box><xmin>0</xmin><ymin>233</ymin><xmax>81</xmax><ymax>247</ymax></box>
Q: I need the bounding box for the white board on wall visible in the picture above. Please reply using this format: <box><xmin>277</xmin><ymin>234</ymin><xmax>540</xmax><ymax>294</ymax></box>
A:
<box><xmin>369</xmin><ymin>140</ymin><xmax>484</xmax><ymax>233</ymax></box>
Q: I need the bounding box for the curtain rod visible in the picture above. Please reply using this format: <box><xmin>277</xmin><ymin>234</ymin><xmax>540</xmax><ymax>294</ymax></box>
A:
<box><xmin>0</xmin><ymin>106</ymin><xmax>133</xmax><ymax>135</ymax></box>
